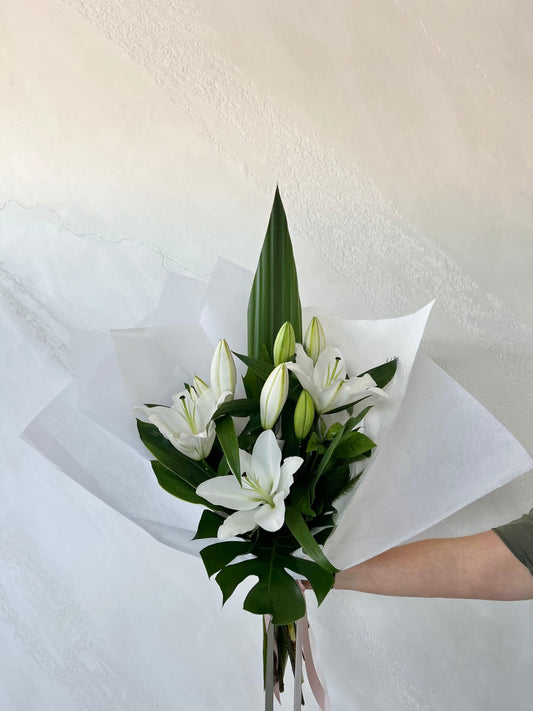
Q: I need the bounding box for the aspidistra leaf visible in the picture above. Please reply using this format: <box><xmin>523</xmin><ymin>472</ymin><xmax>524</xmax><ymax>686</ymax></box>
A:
<box><xmin>247</xmin><ymin>188</ymin><xmax>302</xmax><ymax>361</ymax></box>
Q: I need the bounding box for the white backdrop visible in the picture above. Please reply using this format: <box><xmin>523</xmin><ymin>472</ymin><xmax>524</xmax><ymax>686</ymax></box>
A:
<box><xmin>1</xmin><ymin>1</ymin><xmax>533</xmax><ymax>709</ymax></box>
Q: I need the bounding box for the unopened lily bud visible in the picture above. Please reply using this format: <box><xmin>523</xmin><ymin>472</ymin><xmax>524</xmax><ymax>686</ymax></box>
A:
<box><xmin>210</xmin><ymin>339</ymin><xmax>236</xmax><ymax>401</ymax></box>
<box><xmin>273</xmin><ymin>321</ymin><xmax>296</xmax><ymax>366</ymax></box>
<box><xmin>190</xmin><ymin>375</ymin><xmax>209</xmax><ymax>401</ymax></box>
<box><xmin>304</xmin><ymin>317</ymin><xmax>326</xmax><ymax>363</ymax></box>
<box><xmin>260</xmin><ymin>364</ymin><xmax>289</xmax><ymax>430</ymax></box>
<box><xmin>294</xmin><ymin>390</ymin><xmax>315</xmax><ymax>439</ymax></box>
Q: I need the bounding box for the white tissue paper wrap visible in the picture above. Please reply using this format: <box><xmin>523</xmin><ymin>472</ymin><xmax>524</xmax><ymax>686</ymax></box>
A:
<box><xmin>24</xmin><ymin>259</ymin><xmax>533</xmax><ymax>568</ymax></box>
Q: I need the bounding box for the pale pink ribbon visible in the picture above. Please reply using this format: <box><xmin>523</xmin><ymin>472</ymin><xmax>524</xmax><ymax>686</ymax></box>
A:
<box><xmin>265</xmin><ymin>585</ymin><xmax>331</xmax><ymax>711</ymax></box>
<box><xmin>297</xmin><ymin>581</ymin><xmax>331</xmax><ymax>711</ymax></box>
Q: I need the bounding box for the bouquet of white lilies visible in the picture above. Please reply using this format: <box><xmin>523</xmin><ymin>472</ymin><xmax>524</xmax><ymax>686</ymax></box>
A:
<box><xmin>134</xmin><ymin>189</ymin><xmax>396</xmax><ymax>699</ymax></box>
<box><xmin>24</xmin><ymin>188</ymin><xmax>533</xmax><ymax>710</ymax></box>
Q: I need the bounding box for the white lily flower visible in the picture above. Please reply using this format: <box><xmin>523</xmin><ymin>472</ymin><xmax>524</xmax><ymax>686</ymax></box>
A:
<box><xmin>210</xmin><ymin>339</ymin><xmax>237</xmax><ymax>403</ymax></box>
<box><xmin>196</xmin><ymin>430</ymin><xmax>303</xmax><ymax>539</ymax></box>
<box><xmin>287</xmin><ymin>343</ymin><xmax>387</xmax><ymax>414</ymax></box>
<box><xmin>138</xmin><ymin>386</ymin><xmax>218</xmax><ymax>461</ymax></box>
<box><xmin>260</xmin><ymin>363</ymin><xmax>289</xmax><ymax>429</ymax></box>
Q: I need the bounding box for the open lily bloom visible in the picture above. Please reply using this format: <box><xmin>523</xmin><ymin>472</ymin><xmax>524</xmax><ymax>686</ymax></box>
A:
<box><xmin>288</xmin><ymin>343</ymin><xmax>387</xmax><ymax>414</ymax></box>
<box><xmin>136</xmin><ymin>386</ymin><xmax>219</xmax><ymax>461</ymax></box>
<box><xmin>197</xmin><ymin>429</ymin><xmax>303</xmax><ymax>539</ymax></box>
<box><xmin>135</xmin><ymin>338</ymin><xmax>237</xmax><ymax>461</ymax></box>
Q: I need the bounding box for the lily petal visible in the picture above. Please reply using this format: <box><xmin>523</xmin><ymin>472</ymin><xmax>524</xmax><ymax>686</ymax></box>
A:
<box><xmin>239</xmin><ymin>449</ymin><xmax>254</xmax><ymax>478</ymax></box>
<box><xmin>146</xmin><ymin>406</ymin><xmax>185</xmax><ymax>438</ymax></box>
<box><xmin>254</xmin><ymin>493</ymin><xmax>286</xmax><ymax>532</ymax></box>
<box><xmin>196</xmin><ymin>476</ymin><xmax>259</xmax><ymax>510</ymax></box>
<box><xmin>278</xmin><ymin>456</ymin><xmax>303</xmax><ymax>494</ymax></box>
<box><xmin>218</xmin><ymin>509</ymin><xmax>259</xmax><ymax>539</ymax></box>
<box><xmin>251</xmin><ymin>429</ymin><xmax>282</xmax><ymax>492</ymax></box>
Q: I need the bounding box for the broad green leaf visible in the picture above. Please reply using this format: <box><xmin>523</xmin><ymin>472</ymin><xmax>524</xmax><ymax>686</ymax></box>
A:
<box><xmin>283</xmin><ymin>556</ymin><xmax>335</xmax><ymax>606</ymax></box>
<box><xmin>137</xmin><ymin>420</ymin><xmax>209</xmax><ymax>488</ymax></box>
<box><xmin>285</xmin><ymin>506</ymin><xmax>338</xmax><ymax>573</ymax></box>
<box><xmin>215</xmin><ymin>416</ymin><xmax>241</xmax><ymax>484</ymax></box>
<box><xmin>360</xmin><ymin>358</ymin><xmax>398</xmax><ymax>389</ymax></box>
<box><xmin>306</xmin><ymin>432</ymin><xmax>326</xmax><ymax>454</ymax></box>
<box><xmin>244</xmin><ymin>565</ymin><xmax>305</xmax><ymax>625</ymax></box>
<box><xmin>151</xmin><ymin>461</ymin><xmax>210</xmax><ymax>506</ymax></box>
<box><xmin>193</xmin><ymin>510</ymin><xmax>225</xmax><ymax>540</ymax></box>
<box><xmin>200</xmin><ymin>540</ymin><xmax>252</xmax><ymax>577</ymax></box>
<box><xmin>212</xmin><ymin>398</ymin><xmax>259</xmax><ymax>420</ymax></box>
<box><xmin>247</xmin><ymin>188</ymin><xmax>302</xmax><ymax>361</ymax></box>
<box><xmin>335</xmin><ymin>431</ymin><xmax>376</xmax><ymax>460</ymax></box>
<box><xmin>215</xmin><ymin>558</ymin><xmax>262</xmax><ymax>604</ymax></box>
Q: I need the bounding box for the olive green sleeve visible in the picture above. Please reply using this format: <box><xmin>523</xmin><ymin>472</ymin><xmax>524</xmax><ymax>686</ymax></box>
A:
<box><xmin>492</xmin><ymin>508</ymin><xmax>533</xmax><ymax>577</ymax></box>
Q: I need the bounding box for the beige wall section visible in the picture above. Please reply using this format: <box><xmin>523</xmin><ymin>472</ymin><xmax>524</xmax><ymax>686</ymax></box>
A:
<box><xmin>2</xmin><ymin>0</ymin><xmax>532</xmax><ymax>447</ymax></box>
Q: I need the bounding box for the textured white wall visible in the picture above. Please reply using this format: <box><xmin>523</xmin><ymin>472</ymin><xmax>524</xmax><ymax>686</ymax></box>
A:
<box><xmin>1</xmin><ymin>1</ymin><xmax>532</xmax><ymax>709</ymax></box>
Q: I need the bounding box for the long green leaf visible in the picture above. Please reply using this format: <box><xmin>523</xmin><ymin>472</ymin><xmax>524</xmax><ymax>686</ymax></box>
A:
<box><xmin>335</xmin><ymin>431</ymin><xmax>376</xmax><ymax>460</ymax></box>
<box><xmin>233</xmin><ymin>352</ymin><xmax>274</xmax><ymax>382</ymax></box>
<box><xmin>285</xmin><ymin>506</ymin><xmax>338</xmax><ymax>573</ymax></box>
<box><xmin>247</xmin><ymin>188</ymin><xmax>302</xmax><ymax>361</ymax></box>
<box><xmin>360</xmin><ymin>358</ymin><xmax>398</xmax><ymax>389</ymax></box>
<box><xmin>212</xmin><ymin>398</ymin><xmax>259</xmax><ymax>420</ymax></box>
<box><xmin>151</xmin><ymin>461</ymin><xmax>209</xmax><ymax>506</ymax></box>
<box><xmin>215</xmin><ymin>416</ymin><xmax>241</xmax><ymax>483</ymax></box>
<box><xmin>137</xmin><ymin>420</ymin><xmax>209</xmax><ymax>487</ymax></box>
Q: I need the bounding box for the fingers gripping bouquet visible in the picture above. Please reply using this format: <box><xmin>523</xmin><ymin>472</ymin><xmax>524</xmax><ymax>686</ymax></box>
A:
<box><xmin>135</xmin><ymin>189</ymin><xmax>397</xmax><ymax>697</ymax></box>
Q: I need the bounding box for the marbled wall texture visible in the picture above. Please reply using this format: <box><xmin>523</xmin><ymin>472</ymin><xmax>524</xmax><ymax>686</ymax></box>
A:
<box><xmin>1</xmin><ymin>2</ymin><xmax>532</xmax><ymax>709</ymax></box>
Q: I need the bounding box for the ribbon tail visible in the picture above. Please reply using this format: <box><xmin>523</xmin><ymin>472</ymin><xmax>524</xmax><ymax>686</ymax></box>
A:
<box><xmin>297</xmin><ymin>582</ymin><xmax>331</xmax><ymax>711</ymax></box>
<box><xmin>264</xmin><ymin>615</ymin><xmax>282</xmax><ymax>705</ymax></box>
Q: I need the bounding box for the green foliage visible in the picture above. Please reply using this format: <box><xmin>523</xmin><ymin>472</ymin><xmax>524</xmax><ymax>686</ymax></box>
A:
<box><xmin>233</xmin><ymin>352</ymin><xmax>274</xmax><ymax>381</ymax></box>
<box><xmin>150</xmin><ymin>461</ymin><xmax>210</xmax><ymax>507</ymax></box>
<box><xmin>335</xmin><ymin>431</ymin><xmax>376</xmax><ymax>460</ymax></box>
<box><xmin>212</xmin><ymin>398</ymin><xmax>258</xmax><ymax>420</ymax></box>
<box><xmin>306</xmin><ymin>432</ymin><xmax>326</xmax><ymax>454</ymax></box>
<box><xmin>284</xmin><ymin>506</ymin><xmax>338</xmax><ymax>574</ymax></box>
<box><xmin>137</xmin><ymin>420</ymin><xmax>211</xmax><ymax>488</ymax></box>
<box><xmin>360</xmin><ymin>358</ymin><xmax>398</xmax><ymax>389</ymax></box>
<box><xmin>215</xmin><ymin>416</ymin><xmax>241</xmax><ymax>483</ymax></box>
<box><xmin>193</xmin><ymin>510</ymin><xmax>226</xmax><ymax>540</ymax></box>
<box><xmin>200</xmin><ymin>540</ymin><xmax>253</xmax><ymax>577</ymax></box>
<box><xmin>210</xmin><ymin>535</ymin><xmax>335</xmax><ymax>625</ymax></box>
<box><xmin>247</xmin><ymin>188</ymin><xmax>302</xmax><ymax>362</ymax></box>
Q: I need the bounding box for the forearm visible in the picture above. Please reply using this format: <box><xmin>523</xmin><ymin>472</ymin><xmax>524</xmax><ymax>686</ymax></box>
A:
<box><xmin>335</xmin><ymin>531</ymin><xmax>533</xmax><ymax>600</ymax></box>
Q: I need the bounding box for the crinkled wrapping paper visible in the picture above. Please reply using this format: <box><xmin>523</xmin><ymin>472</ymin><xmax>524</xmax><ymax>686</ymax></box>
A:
<box><xmin>24</xmin><ymin>259</ymin><xmax>533</xmax><ymax>570</ymax></box>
